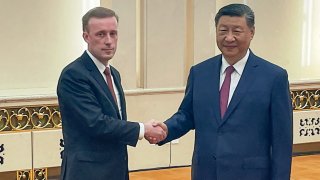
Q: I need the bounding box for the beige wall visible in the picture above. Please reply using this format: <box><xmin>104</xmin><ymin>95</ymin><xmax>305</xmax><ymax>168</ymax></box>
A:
<box><xmin>2</xmin><ymin>0</ymin><xmax>319</xmax><ymax>97</ymax></box>
<box><xmin>102</xmin><ymin>0</ymin><xmax>138</xmax><ymax>89</ymax></box>
<box><xmin>0</xmin><ymin>0</ymin><xmax>84</xmax><ymax>97</ymax></box>
<box><xmin>125</xmin><ymin>91</ymin><xmax>194</xmax><ymax>169</ymax></box>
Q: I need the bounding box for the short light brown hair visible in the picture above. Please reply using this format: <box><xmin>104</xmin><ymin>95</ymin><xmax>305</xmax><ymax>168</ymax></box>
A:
<box><xmin>82</xmin><ymin>7</ymin><xmax>119</xmax><ymax>32</ymax></box>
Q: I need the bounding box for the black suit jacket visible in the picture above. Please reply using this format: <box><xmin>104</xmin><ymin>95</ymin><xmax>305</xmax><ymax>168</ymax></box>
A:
<box><xmin>57</xmin><ymin>51</ymin><xmax>140</xmax><ymax>180</ymax></box>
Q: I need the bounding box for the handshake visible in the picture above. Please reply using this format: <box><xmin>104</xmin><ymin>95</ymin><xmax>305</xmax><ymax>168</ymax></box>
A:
<box><xmin>143</xmin><ymin>120</ymin><xmax>168</xmax><ymax>144</ymax></box>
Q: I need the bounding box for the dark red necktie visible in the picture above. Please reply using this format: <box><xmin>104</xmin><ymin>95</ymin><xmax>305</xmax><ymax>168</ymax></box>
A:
<box><xmin>220</xmin><ymin>66</ymin><xmax>234</xmax><ymax>118</ymax></box>
<box><xmin>104</xmin><ymin>67</ymin><xmax>118</xmax><ymax>104</ymax></box>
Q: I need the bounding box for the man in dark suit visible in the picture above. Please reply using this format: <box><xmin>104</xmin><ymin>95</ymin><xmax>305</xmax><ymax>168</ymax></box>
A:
<box><xmin>157</xmin><ymin>4</ymin><xmax>293</xmax><ymax>180</ymax></box>
<box><xmin>57</xmin><ymin>7</ymin><xmax>166</xmax><ymax>180</ymax></box>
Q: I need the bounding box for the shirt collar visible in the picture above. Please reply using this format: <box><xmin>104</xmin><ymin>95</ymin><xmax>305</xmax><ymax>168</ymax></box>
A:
<box><xmin>86</xmin><ymin>50</ymin><xmax>110</xmax><ymax>74</ymax></box>
<box><xmin>220</xmin><ymin>49</ymin><xmax>250</xmax><ymax>75</ymax></box>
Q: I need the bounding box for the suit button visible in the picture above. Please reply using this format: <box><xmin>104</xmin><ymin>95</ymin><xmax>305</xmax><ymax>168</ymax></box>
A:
<box><xmin>124</xmin><ymin>156</ymin><xmax>127</xmax><ymax>161</ymax></box>
<box><xmin>212</xmin><ymin>155</ymin><xmax>216</xmax><ymax>160</ymax></box>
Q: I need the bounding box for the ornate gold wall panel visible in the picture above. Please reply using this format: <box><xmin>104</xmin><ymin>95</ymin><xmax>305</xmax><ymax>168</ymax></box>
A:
<box><xmin>0</xmin><ymin>106</ymin><xmax>61</xmax><ymax>132</ymax></box>
<box><xmin>292</xmin><ymin>89</ymin><xmax>320</xmax><ymax>110</ymax></box>
<box><xmin>17</xmin><ymin>169</ymin><xmax>48</xmax><ymax>180</ymax></box>
<box><xmin>17</xmin><ymin>169</ymin><xmax>32</xmax><ymax>180</ymax></box>
<box><xmin>33</xmin><ymin>168</ymin><xmax>47</xmax><ymax>180</ymax></box>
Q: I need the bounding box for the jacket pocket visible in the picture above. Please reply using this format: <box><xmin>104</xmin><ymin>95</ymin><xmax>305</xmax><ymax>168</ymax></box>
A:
<box><xmin>242</xmin><ymin>157</ymin><xmax>270</xmax><ymax>169</ymax></box>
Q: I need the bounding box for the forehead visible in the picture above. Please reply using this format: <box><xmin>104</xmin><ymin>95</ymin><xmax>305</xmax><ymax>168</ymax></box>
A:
<box><xmin>217</xmin><ymin>16</ymin><xmax>248</xmax><ymax>28</ymax></box>
<box><xmin>87</xmin><ymin>17</ymin><xmax>118</xmax><ymax>31</ymax></box>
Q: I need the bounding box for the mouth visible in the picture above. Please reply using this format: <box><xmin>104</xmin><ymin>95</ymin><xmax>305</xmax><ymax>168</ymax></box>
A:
<box><xmin>102</xmin><ymin>48</ymin><xmax>113</xmax><ymax>52</ymax></box>
<box><xmin>223</xmin><ymin>45</ymin><xmax>237</xmax><ymax>50</ymax></box>
<box><xmin>223</xmin><ymin>44</ymin><xmax>237</xmax><ymax>48</ymax></box>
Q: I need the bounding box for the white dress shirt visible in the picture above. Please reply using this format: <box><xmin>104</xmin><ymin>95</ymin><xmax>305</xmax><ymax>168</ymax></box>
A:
<box><xmin>219</xmin><ymin>50</ymin><xmax>249</xmax><ymax>106</ymax></box>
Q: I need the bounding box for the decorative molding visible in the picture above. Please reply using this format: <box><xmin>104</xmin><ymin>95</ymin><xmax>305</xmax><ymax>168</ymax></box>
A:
<box><xmin>125</xmin><ymin>87</ymin><xmax>185</xmax><ymax>96</ymax></box>
<box><xmin>291</xmin><ymin>89</ymin><xmax>320</xmax><ymax>110</ymax></box>
<box><xmin>184</xmin><ymin>0</ymin><xmax>195</xmax><ymax>86</ymax></box>
<box><xmin>136</xmin><ymin>0</ymin><xmax>146</xmax><ymax>88</ymax></box>
<box><xmin>0</xmin><ymin>106</ymin><xmax>61</xmax><ymax>132</ymax></box>
<box><xmin>33</xmin><ymin>168</ymin><xmax>47</xmax><ymax>180</ymax></box>
<box><xmin>290</xmin><ymin>80</ymin><xmax>320</xmax><ymax>91</ymax></box>
<box><xmin>0</xmin><ymin>96</ymin><xmax>57</xmax><ymax>108</ymax></box>
<box><xmin>17</xmin><ymin>170</ymin><xmax>32</xmax><ymax>180</ymax></box>
<box><xmin>0</xmin><ymin>85</ymin><xmax>319</xmax><ymax>132</ymax></box>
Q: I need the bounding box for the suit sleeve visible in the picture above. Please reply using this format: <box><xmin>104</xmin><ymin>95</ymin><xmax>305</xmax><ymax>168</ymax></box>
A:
<box><xmin>159</xmin><ymin>67</ymin><xmax>196</xmax><ymax>145</ymax></box>
<box><xmin>270</xmin><ymin>69</ymin><xmax>293</xmax><ymax>180</ymax></box>
<box><xmin>57</xmin><ymin>67</ymin><xmax>140</xmax><ymax>147</ymax></box>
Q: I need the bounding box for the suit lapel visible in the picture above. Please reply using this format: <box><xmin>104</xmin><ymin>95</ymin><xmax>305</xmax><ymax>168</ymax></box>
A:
<box><xmin>80</xmin><ymin>52</ymin><xmax>121</xmax><ymax>117</ymax></box>
<box><xmin>110</xmin><ymin>66</ymin><xmax>127</xmax><ymax>120</ymax></box>
<box><xmin>211</xmin><ymin>57</ymin><xmax>223</xmax><ymax>124</ymax></box>
<box><xmin>198</xmin><ymin>56</ymin><xmax>222</xmax><ymax>127</ymax></box>
<box><xmin>220</xmin><ymin>53</ymin><xmax>259</xmax><ymax>125</ymax></box>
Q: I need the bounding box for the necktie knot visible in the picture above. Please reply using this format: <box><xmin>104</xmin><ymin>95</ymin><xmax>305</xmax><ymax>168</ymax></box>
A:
<box><xmin>104</xmin><ymin>67</ymin><xmax>111</xmax><ymax>76</ymax></box>
<box><xmin>225</xmin><ymin>65</ymin><xmax>235</xmax><ymax>76</ymax></box>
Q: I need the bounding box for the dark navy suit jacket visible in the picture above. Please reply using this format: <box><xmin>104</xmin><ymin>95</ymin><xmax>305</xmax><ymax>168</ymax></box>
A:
<box><xmin>57</xmin><ymin>51</ymin><xmax>140</xmax><ymax>180</ymax></box>
<box><xmin>160</xmin><ymin>51</ymin><xmax>293</xmax><ymax>180</ymax></box>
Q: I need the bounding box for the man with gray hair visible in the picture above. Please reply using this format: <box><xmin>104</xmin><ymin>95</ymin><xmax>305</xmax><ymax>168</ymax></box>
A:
<box><xmin>157</xmin><ymin>3</ymin><xmax>293</xmax><ymax>180</ymax></box>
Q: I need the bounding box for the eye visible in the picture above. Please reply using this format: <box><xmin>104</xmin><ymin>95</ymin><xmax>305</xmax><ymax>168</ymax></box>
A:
<box><xmin>218</xmin><ymin>29</ymin><xmax>227</xmax><ymax>35</ymax></box>
<box><xmin>110</xmin><ymin>31</ymin><xmax>118</xmax><ymax>37</ymax></box>
<box><xmin>233</xmin><ymin>28</ymin><xmax>243</xmax><ymax>33</ymax></box>
<box><xmin>219</xmin><ymin>29</ymin><xmax>227</xmax><ymax>32</ymax></box>
<box><xmin>97</xmin><ymin>32</ymin><xmax>105</xmax><ymax>37</ymax></box>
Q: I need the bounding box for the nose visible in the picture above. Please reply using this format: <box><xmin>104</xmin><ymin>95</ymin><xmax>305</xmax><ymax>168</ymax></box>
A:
<box><xmin>104</xmin><ymin>34</ymin><xmax>111</xmax><ymax>44</ymax></box>
<box><xmin>225</xmin><ymin>32</ymin><xmax>235</xmax><ymax>42</ymax></box>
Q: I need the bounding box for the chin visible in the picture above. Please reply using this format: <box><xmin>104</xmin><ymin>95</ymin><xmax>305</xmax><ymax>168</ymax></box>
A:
<box><xmin>223</xmin><ymin>49</ymin><xmax>238</xmax><ymax>55</ymax></box>
<box><xmin>103</xmin><ymin>55</ymin><xmax>114</xmax><ymax>60</ymax></box>
<box><xmin>222</xmin><ymin>52</ymin><xmax>236</xmax><ymax>57</ymax></box>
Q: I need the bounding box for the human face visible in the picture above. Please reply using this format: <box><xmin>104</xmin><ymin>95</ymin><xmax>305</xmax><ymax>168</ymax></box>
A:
<box><xmin>83</xmin><ymin>17</ymin><xmax>118</xmax><ymax>65</ymax></box>
<box><xmin>216</xmin><ymin>16</ymin><xmax>254</xmax><ymax>64</ymax></box>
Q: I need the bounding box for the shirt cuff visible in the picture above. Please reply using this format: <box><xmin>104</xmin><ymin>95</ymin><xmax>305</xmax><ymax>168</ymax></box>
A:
<box><xmin>138</xmin><ymin>123</ymin><xmax>145</xmax><ymax>140</ymax></box>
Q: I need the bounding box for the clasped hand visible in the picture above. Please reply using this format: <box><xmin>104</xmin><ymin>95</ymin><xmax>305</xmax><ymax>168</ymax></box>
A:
<box><xmin>144</xmin><ymin>120</ymin><xmax>168</xmax><ymax>144</ymax></box>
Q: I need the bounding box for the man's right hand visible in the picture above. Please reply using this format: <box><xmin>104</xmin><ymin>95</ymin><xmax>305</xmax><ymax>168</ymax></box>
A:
<box><xmin>144</xmin><ymin>120</ymin><xmax>167</xmax><ymax>144</ymax></box>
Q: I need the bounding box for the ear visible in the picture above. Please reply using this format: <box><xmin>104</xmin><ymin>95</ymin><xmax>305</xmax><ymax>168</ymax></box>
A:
<box><xmin>82</xmin><ymin>32</ymin><xmax>89</xmax><ymax>43</ymax></box>
<box><xmin>250</xmin><ymin>26</ymin><xmax>255</xmax><ymax>39</ymax></box>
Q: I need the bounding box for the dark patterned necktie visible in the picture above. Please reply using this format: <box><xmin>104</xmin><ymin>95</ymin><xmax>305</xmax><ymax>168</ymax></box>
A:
<box><xmin>104</xmin><ymin>67</ymin><xmax>118</xmax><ymax>104</ymax></box>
